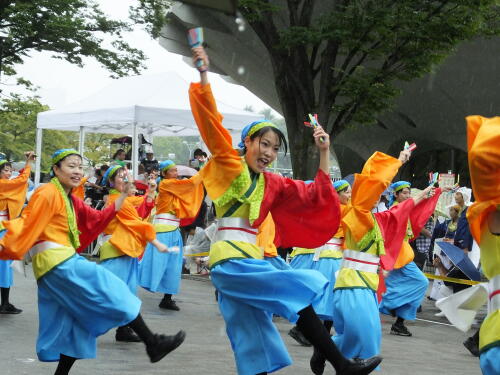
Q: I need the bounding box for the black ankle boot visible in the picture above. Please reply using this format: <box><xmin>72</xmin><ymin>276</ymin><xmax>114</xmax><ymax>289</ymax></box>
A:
<box><xmin>146</xmin><ymin>330</ymin><xmax>186</xmax><ymax>363</ymax></box>
<box><xmin>116</xmin><ymin>326</ymin><xmax>141</xmax><ymax>342</ymax></box>
<box><xmin>338</xmin><ymin>356</ymin><xmax>382</xmax><ymax>375</ymax></box>
<box><xmin>310</xmin><ymin>347</ymin><xmax>326</xmax><ymax>374</ymax></box>
<box><xmin>159</xmin><ymin>297</ymin><xmax>180</xmax><ymax>311</ymax></box>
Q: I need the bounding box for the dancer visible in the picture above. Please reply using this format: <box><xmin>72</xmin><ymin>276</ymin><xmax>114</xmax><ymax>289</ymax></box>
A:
<box><xmin>0</xmin><ymin>149</ymin><xmax>185</xmax><ymax>374</ymax></box>
<box><xmin>379</xmin><ymin>181</ymin><xmax>441</xmax><ymax>336</ymax></box>
<box><xmin>139</xmin><ymin>160</ymin><xmax>204</xmax><ymax>311</ymax></box>
<box><xmin>330</xmin><ymin>149</ymin><xmax>414</xmax><ymax>367</ymax></box>
<box><xmin>288</xmin><ymin>180</ymin><xmax>349</xmax><ymax>349</ymax></box>
<box><xmin>464</xmin><ymin>115</ymin><xmax>500</xmax><ymax>375</ymax></box>
<box><xmin>0</xmin><ymin>151</ymin><xmax>35</xmax><ymax>314</ymax></box>
<box><xmin>190</xmin><ymin>46</ymin><xmax>381</xmax><ymax>375</ymax></box>
<box><xmin>99</xmin><ymin>165</ymin><xmax>166</xmax><ymax>342</ymax></box>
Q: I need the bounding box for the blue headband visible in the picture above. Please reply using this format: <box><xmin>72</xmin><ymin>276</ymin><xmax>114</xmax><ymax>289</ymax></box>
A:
<box><xmin>51</xmin><ymin>149</ymin><xmax>80</xmax><ymax>165</ymax></box>
<box><xmin>389</xmin><ymin>181</ymin><xmax>411</xmax><ymax>206</ymax></box>
<box><xmin>333</xmin><ymin>179</ymin><xmax>350</xmax><ymax>192</ymax></box>
<box><xmin>238</xmin><ymin>120</ymin><xmax>278</xmax><ymax>149</ymax></box>
<box><xmin>159</xmin><ymin>160</ymin><xmax>176</xmax><ymax>172</ymax></box>
<box><xmin>101</xmin><ymin>165</ymin><xmax>122</xmax><ymax>186</ymax></box>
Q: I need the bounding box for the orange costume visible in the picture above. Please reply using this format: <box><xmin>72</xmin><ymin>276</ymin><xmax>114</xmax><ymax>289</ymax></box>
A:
<box><xmin>466</xmin><ymin>115</ymin><xmax>500</xmax><ymax>374</ymax></box>
<box><xmin>138</xmin><ymin>172</ymin><xmax>204</xmax><ymax>296</ymax></box>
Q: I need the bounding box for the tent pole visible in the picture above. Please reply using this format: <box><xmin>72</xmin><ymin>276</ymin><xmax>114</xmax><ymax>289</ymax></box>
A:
<box><xmin>132</xmin><ymin>123</ymin><xmax>138</xmax><ymax>179</ymax></box>
<box><xmin>78</xmin><ymin>126</ymin><xmax>85</xmax><ymax>155</ymax></box>
<box><xmin>35</xmin><ymin>128</ymin><xmax>43</xmax><ymax>186</ymax></box>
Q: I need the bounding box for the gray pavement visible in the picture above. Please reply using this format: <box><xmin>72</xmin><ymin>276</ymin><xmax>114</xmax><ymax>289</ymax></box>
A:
<box><xmin>1</xmin><ymin>265</ymin><xmax>482</xmax><ymax>374</ymax></box>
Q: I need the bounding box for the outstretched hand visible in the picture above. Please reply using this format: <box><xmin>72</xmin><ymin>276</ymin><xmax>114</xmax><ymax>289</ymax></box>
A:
<box><xmin>191</xmin><ymin>46</ymin><xmax>209</xmax><ymax>72</ymax></box>
<box><xmin>398</xmin><ymin>149</ymin><xmax>411</xmax><ymax>164</ymax></box>
<box><xmin>313</xmin><ymin>126</ymin><xmax>330</xmax><ymax>150</ymax></box>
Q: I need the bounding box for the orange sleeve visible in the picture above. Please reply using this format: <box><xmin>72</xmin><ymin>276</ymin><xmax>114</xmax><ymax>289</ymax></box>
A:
<box><xmin>343</xmin><ymin>152</ymin><xmax>402</xmax><ymax>243</ymax></box>
<box><xmin>466</xmin><ymin>115</ymin><xmax>500</xmax><ymax>243</ymax></box>
<box><xmin>189</xmin><ymin>82</ymin><xmax>243</xmax><ymax>200</ymax></box>
<box><xmin>257</xmin><ymin>213</ymin><xmax>278</xmax><ymax>257</ymax></box>
<box><xmin>0</xmin><ymin>165</ymin><xmax>31</xmax><ymax>219</ymax></box>
<box><xmin>157</xmin><ymin>175</ymin><xmax>204</xmax><ymax>219</ymax></box>
<box><xmin>106</xmin><ymin>195</ymin><xmax>156</xmax><ymax>258</ymax></box>
<box><xmin>72</xmin><ymin>177</ymin><xmax>87</xmax><ymax>201</ymax></box>
<box><xmin>0</xmin><ymin>185</ymin><xmax>57</xmax><ymax>260</ymax></box>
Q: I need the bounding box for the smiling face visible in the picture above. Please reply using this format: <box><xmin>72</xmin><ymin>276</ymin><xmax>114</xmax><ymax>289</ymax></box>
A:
<box><xmin>338</xmin><ymin>186</ymin><xmax>352</xmax><ymax>205</ymax></box>
<box><xmin>112</xmin><ymin>169</ymin><xmax>136</xmax><ymax>196</ymax></box>
<box><xmin>455</xmin><ymin>192</ymin><xmax>464</xmax><ymax>206</ymax></box>
<box><xmin>244</xmin><ymin>129</ymin><xmax>280</xmax><ymax>173</ymax></box>
<box><xmin>53</xmin><ymin>155</ymin><xmax>83</xmax><ymax>191</ymax></box>
<box><xmin>395</xmin><ymin>187</ymin><xmax>411</xmax><ymax>203</ymax></box>
<box><xmin>162</xmin><ymin>167</ymin><xmax>178</xmax><ymax>180</ymax></box>
<box><xmin>0</xmin><ymin>164</ymin><xmax>12</xmax><ymax>179</ymax></box>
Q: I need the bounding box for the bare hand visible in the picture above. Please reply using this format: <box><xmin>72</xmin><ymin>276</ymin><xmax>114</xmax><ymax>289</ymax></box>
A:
<box><xmin>0</xmin><ymin>245</ymin><xmax>3</xmax><ymax>253</ymax></box>
<box><xmin>191</xmin><ymin>46</ymin><xmax>209</xmax><ymax>72</ymax></box>
<box><xmin>155</xmin><ymin>242</ymin><xmax>168</xmax><ymax>253</ymax></box>
<box><xmin>148</xmin><ymin>177</ymin><xmax>157</xmax><ymax>191</ymax></box>
<box><xmin>24</xmin><ymin>151</ymin><xmax>36</xmax><ymax>161</ymax></box>
<box><xmin>433</xmin><ymin>257</ymin><xmax>441</xmax><ymax>267</ymax></box>
<box><xmin>398</xmin><ymin>149</ymin><xmax>411</xmax><ymax>164</ymax></box>
<box><xmin>422</xmin><ymin>185</ymin><xmax>436</xmax><ymax>199</ymax></box>
<box><xmin>313</xmin><ymin>126</ymin><xmax>330</xmax><ymax>150</ymax></box>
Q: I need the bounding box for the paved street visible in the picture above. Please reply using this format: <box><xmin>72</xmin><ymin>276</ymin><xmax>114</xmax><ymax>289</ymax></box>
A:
<box><xmin>0</xmin><ymin>265</ymin><xmax>482</xmax><ymax>374</ymax></box>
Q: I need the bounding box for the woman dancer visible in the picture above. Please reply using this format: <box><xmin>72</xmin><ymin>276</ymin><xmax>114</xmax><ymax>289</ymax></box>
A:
<box><xmin>0</xmin><ymin>151</ymin><xmax>35</xmax><ymax>314</ymax></box>
<box><xmin>464</xmin><ymin>115</ymin><xmax>500</xmax><ymax>375</ymax></box>
<box><xmin>379</xmin><ymin>181</ymin><xmax>441</xmax><ymax>337</ymax></box>
<box><xmin>0</xmin><ymin>149</ymin><xmax>185</xmax><ymax>374</ymax></box>
<box><xmin>190</xmin><ymin>46</ymin><xmax>381</xmax><ymax>375</ymax></box>
<box><xmin>139</xmin><ymin>160</ymin><xmax>204</xmax><ymax>310</ymax></box>
<box><xmin>99</xmin><ymin>165</ymin><xmax>166</xmax><ymax>342</ymax></box>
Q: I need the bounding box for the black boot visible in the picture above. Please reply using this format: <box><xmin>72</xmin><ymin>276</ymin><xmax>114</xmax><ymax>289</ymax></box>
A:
<box><xmin>146</xmin><ymin>331</ymin><xmax>186</xmax><ymax>363</ymax></box>
<box><xmin>0</xmin><ymin>287</ymin><xmax>22</xmax><ymax>314</ymax></box>
<box><xmin>390</xmin><ymin>317</ymin><xmax>412</xmax><ymax>337</ymax></box>
<box><xmin>115</xmin><ymin>326</ymin><xmax>141</xmax><ymax>342</ymax></box>
<box><xmin>288</xmin><ymin>325</ymin><xmax>311</xmax><ymax>347</ymax></box>
<box><xmin>128</xmin><ymin>314</ymin><xmax>186</xmax><ymax>363</ymax></box>
<box><xmin>297</xmin><ymin>306</ymin><xmax>382</xmax><ymax>375</ymax></box>
<box><xmin>463</xmin><ymin>330</ymin><xmax>480</xmax><ymax>357</ymax></box>
<box><xmin>159</xmin><ymin>294</ymin><xmax>180</xmax><ymax>311</ymax></box>
<box><xmin>310</xmin><ymin>320</ymin><xmax>332</xmax><ymax>374</ymax></box>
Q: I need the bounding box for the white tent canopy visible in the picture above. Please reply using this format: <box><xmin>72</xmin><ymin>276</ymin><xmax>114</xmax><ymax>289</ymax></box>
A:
<box><xmin>35</xmin><ymin>71</ymin><xmax>262</xmax><ymax>183</ymax></box>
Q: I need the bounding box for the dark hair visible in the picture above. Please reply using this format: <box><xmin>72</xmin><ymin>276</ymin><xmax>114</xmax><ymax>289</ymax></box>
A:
<box><xmin>244</xmin><ymin>126</ymin><xmax>288</xmax><ymax>156</ymax></box>
<box><xmin>0</xmin><ymin>161</ymin><xmax>12</xmax><ymax>172</ymax></box>
<box><xmin>395</xmin><ymin>187</ymin><xmax>411</xmax><ymax>196</ymax></box>
<box><xmin>193</xmin><ymin>148</ymin><xmax>204</xmax><ymax>157</ymax></box>
<box><xmin>338</xmin><ymin>186</ymin><xmax>349</xmax><ymax>194</ymax></box>
<box><xmin>112</xmin><ymin>149</ymin><xmax>126</xmax><ymax>160</ymax></box>
<box><xmin>100</xmin><ymin>164</ymin><xmax>110</xmax><ymax>172</ymax></box>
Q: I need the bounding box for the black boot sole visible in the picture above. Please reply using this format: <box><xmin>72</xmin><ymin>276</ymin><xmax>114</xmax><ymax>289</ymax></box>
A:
<box><xmin>149</xmin><ymin>330</ymin><xmax>186</xmax><ymax>363</ymax></box>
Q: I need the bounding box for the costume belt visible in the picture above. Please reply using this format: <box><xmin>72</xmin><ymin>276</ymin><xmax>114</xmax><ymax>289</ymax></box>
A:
<box><xmin>490</xmin><ymin>275</ymin><xmax>500</xmax><ymax>313</ymax></box>
<box><xmin>213</xmin><ymin>217</ymin><xmax>257</xmax><ymax>244</ymax></box>
<box><xmin>313</xmin><ymin>238</ymin><xmax>343</xmax><ymax>261</ymax></box>
<box><xmin>29</xmin><ymin>241</ymin><xmax>67</xmax><ymax>258</ymax></box>
<box><xmin>0</xmin><ymin>210</ymin><xmax>8</xmax><ymax>220</ymax></box>
<box><xmin>153</xmin><ymin>213</ymin><xmax>180</xmax><ymax>227</ymax></box>
<box><xmin>340</xmin><ymin>249</ymin><xmax>380</xmax><ymax>274</ymax></box>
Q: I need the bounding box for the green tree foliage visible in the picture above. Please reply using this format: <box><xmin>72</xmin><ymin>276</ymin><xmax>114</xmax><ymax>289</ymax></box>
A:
<box><xmin>0</xmin><ymin>93</ymin><xmax>77</xmax><ymax>171</ymax></box>
<box><xmin>0</xmin><ymin>0</ymin><xmax>148</xmax><ymax>78</ymax></box>
<box><xmin>152</xmin><ymin>135</ymin><xmax>197</xmax><ymax>165</ymax></box>
<box><xmin>235</xmin><ymin>0</ymin><xmax>500</xmax><ymax>178</ymax></box>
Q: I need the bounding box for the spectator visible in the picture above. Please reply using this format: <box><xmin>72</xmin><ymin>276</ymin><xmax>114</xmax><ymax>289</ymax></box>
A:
<box><xmin>453</xmin><ymin>187</ymin><xmax>474</xmax><ymax>253</ymax></box>
<box><xmin>189</xmin><ymin>148</ymin><xmax>207</xmax><ymax>170</ymax></box>
<box><xmin>141</xmin><ymin>148</ymin><xmax>160</xmax><ymax>173</ymax></box>
<box><xmin>111</xmin><ymin>149</ymin><xmax>127</xmax><ymax>167</ymax></box>
<box><xmin>412</xmin><ymin>214</ymin><xmax>435</xmax><ymax>270</ymax></box>
<box><xmin>183</xmin><ymin>225</ymin><xmax>211</xmax><ymax>274</ymax></box>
